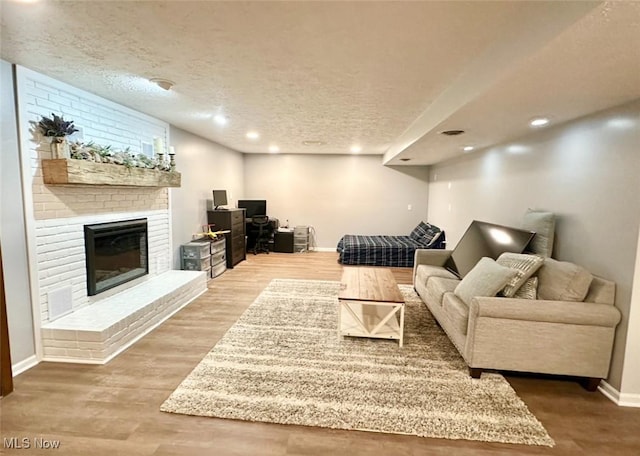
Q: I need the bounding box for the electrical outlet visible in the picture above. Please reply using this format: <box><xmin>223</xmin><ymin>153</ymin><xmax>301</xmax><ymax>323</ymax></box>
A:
<box><xmin>408</xmin><ymin>204</ymin><xmax>412</xmax><ymax>211</ymax></box>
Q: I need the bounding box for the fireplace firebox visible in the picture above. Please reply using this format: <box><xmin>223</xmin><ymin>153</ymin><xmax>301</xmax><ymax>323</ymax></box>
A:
<box><xmin>84</xmin><ymin>219</ymin><xmax>148</xmax><ymax>296</ymax></box>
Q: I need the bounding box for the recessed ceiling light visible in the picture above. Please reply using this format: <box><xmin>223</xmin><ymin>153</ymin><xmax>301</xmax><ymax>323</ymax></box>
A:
<box><xmin>530</xmin><ymin>117</ymin><xmax>549</xmax><ymax>127</ymax></box>
<box><xmin>463</xmin><ymin>146</ymin><xmax>474</xmax><ymax>152</ymax></box>
<box><xmin>350</xmin><ymin>145</ymin><xmax>362</xmax><ymax>153</ymax></box>
<box><xmin>606</xmin><ymin>118</ymin><xmax>635</xmax><ymax>129</ymax></box>
<box><xmin>268</xmin><ymin>145</ymin><xmax>280</xmax><ymax>153</ymax></box>
<box><xmin>246</xmin><ymin>131</ymin><xmax>259</xmax><ymax>140</ymax></box>
<box><xmin>439</xmin><ymin>129</ymin><xmax>465</xmax><ymax>136</ymax></box>
<box><xmin>213</xmin><ymin>115</ymin><xmax>228</xmax><ymax>126</ymax></box>
<box><xmin>302</xmin><ymin>140</ymin><xmax>326</xmax><ymax>146</ymax></box>
<box><xmin>149</xmin><ymin>78</ymin><xmax>175</xmax><ymax>91</ymax></box>
<box><xmin>507</xmin><ymin>144</ymin><xmax>529</xmax><ymax>154</ymax></box>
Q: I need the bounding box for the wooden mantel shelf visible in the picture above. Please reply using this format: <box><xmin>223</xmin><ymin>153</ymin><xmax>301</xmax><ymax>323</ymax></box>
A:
<box><xmin>42</xmin><ymin>159</ymin><xmax>181</xmax><ymax>188</ymax></box>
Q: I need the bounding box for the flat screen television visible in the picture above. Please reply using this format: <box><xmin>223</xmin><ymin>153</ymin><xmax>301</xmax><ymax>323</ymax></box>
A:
<box><xmin>212</xmin><ymin>190</ymin><xmax>228</xmax><ymax>209</ymax></box>
<box><xmin>238</xmin><ymin>199</ymin><xmax>267</xmax><ymax>218</ymax></box>
<box><xmin>444</xmin><ymin>220</ymin><xmax>536</xmax><ymax>278</ymax></box>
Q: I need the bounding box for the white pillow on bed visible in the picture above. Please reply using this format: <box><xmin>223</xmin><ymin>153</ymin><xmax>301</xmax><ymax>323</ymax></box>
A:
<box><xmin>426</xmin><ymin>230</ymin><xmax>442</xmax><ymax>247</ymax></box>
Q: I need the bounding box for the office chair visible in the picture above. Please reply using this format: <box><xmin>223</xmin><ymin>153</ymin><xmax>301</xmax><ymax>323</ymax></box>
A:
<box><xmin>250</xmin><ymin>215</ymin><xmax>272</xmax><ymax>254</ymax></box>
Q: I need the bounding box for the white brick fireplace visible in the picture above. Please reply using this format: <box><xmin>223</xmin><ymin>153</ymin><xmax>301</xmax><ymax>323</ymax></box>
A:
<box><xmin>16</xmin><ymin>66</ymin><xmax>206</xmax><ymax>364</ymax></box>
<box><xmin>35</xmin><ymin>211</ymin><xmax>170</xmax><ymax>322</ymax></box>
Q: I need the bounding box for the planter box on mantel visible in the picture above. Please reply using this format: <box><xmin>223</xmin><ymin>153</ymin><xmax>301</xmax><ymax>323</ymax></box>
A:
<box><xmin>42</xmin><ymin>159</ymin><xmax>181</xmax><ymax>188</ymax></box>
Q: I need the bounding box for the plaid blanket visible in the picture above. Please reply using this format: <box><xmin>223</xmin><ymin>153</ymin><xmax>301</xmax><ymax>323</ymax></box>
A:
<box><xmin>336</xmin><ymin>233</ymin><xmax>445</xmax><ymax>267</ymax></box>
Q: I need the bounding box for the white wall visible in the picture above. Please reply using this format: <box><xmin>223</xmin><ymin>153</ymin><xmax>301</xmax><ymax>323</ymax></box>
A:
<box><xmin>427</xmin><ymin>100</ymin><xmax>640</xmax><ymax>392</ymax></box>
<box><xmin>0</xmin><ymin>60</ymin><xmax>36</xmax><ymax>368</ymax></box>
<box><xmin>169</xmin><ymin>126</ymin><xmax>244</xmax><ymax>268</ymax></box>
<box><xmin>243</xmin><ymin>154</ymin><xmax>430</xmax><ymax>249</ymax></box>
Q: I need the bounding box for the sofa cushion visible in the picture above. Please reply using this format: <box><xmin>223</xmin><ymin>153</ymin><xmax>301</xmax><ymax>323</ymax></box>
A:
<box><xmin>537</xmin><ymin>258</ymin><xmax>593</xmax><ymax>302</ymax></box>
<box><xmin>409</xmin><ymin>221</ymin><xmax>441</xmax><ymax>245</ymax></box>
<box><xmin>496</xmin><ymin>252</ymin><xmax>544</xmax><ymax>297</ymax></box>
<box><xmin>513</xmin><ymin>277</ymin><xmax>538</xmax><ymax>300</ymax></box>
<box><xmin>583</xmin><ymin>276</ymin><xmax>616</xmax><ymax>305</ymax></box>
<box><xmin>426</xmin><ymin>277</ymin><xmax>460</xmax><ymax>307</ymax></box>
<box><xmin>442</xmin><ymin>293</ymin><xmax>470</xmax><ymax>335</ymax></box>
<box><xmin>521</xmin><ymin>209</ymin><xmax>555</xmax><ymax>257</ymax></box>
<box><xmin>454</xmin><ymin>257</ymin><xmax>518</xmax><ymax>306</ymax></box>
<box><xmin>415</xmin><ymin>264</ymin><xmax>458</xmax><ymax>289</ymax></box>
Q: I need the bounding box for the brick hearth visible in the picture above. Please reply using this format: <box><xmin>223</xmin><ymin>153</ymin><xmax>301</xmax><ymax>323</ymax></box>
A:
<box><xmin>41</xmin><ymin>270</ymin><xmax>207</xmax><ymax>364</ymax></box>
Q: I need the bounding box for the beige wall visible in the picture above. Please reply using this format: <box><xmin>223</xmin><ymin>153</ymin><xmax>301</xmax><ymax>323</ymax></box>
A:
<box><xmin>243</xmin><ymin>154</ymin><xmax>430</xmax><ymax>249</ymax></box>
<box><xmin>169</xmin><ymin>127</ymin><xmax>244</xmax><ymax>268</ymax></box>
<box><xmin>427</xmin><ymin>100</ymin><xmax>640</xmax><ymax>392</ymax></box>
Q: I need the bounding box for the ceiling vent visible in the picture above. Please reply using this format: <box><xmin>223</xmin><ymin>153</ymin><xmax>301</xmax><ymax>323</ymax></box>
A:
<box><xmin>439</xmin><ymin>129</ymin><xmax>465</xmax><ymax>136</ymax></box>
<box><xmin>149</xmin><ymin>78</ymin><xmax>175</xmax><ymax>91</ymax></box>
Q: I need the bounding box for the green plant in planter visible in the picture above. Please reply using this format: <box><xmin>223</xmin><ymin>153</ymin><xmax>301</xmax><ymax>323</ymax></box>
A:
<box><xmin>37</xmin><ymin>113</ymin><xmax>79</xmax><ymax>160</ymax></box>
<box><xmin>37</xmin><ymin>113</ymin><xmax>79</xmax><ymax>140</ymax></box>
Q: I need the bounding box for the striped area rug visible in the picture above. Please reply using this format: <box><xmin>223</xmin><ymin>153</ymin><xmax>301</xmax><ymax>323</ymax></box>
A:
<box><xmin>161</xmin><ymin>279</ymin><xmax>554</xmax><ymax>446</ymax></box>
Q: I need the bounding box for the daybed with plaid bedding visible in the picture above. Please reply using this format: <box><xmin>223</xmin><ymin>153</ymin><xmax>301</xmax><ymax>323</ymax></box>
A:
<box><xmin>336</xmin><ymin>222</ymin><xmax>445</xmax><ymax>267</ymax></box>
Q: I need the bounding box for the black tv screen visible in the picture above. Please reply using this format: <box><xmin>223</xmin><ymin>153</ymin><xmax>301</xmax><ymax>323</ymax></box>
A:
<box><xmin>238</xmin><ymin>199</ymin><xmax>267</xmax><ymax>218</ymax></box>
<box><xmin>444</xmin><ymin>220</ymin><xmax>535</xmax><ymax>278</ymax></box>
<box><xmin>213</xmin><ymin>190</ymin><xmax>228</xmax><ymax>209</ymax></box>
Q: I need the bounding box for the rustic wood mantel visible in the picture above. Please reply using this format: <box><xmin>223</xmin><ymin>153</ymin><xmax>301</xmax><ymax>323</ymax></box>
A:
<box><xmin>42</xmin><ymin>159</ymin><xmax>181</xmax><ymax>188</ymax></box>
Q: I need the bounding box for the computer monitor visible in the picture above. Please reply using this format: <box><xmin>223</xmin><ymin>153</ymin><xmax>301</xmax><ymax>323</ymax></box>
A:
<box><xmin>213</xmin><ymin>190</ymin><xmax>228</xmax><ymax>209</ymax></box>
<box><xmin>238</xmin><ymin>199</ymin><xmax>267</xmax><ymax>218</ymax></box>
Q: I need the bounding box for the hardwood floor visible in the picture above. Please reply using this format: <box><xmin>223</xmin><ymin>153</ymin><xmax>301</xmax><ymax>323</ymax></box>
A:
<box><xmin>2</xmin><ymin>252</ymin><xmax>639</xmax><ymax>455</ymax></box>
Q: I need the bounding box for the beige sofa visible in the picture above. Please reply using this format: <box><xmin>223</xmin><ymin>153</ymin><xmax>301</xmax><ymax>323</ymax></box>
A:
<box><xmin>412</xmin><ymin>249</ymin><xmax>622</xmax><ymax>390</ymax></box>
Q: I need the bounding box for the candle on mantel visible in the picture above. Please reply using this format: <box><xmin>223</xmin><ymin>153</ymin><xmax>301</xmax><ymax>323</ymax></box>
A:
<box><xmin>153</xmin><ymin>137</ymin><xmax>165</xmax><ymax>157</ymax></box>
<box><xmin>169</xmin><ymin>146</ymin><xmax>176</xmax><ymax>155</ymax></box>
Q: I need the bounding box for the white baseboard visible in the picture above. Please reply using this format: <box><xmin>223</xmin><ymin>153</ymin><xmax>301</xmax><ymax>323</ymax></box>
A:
<box><xmin>312</xmin><ymin>247</ymin><xmax>336</xmax><ymax>252</ymax></box>
<box><xmin>599</xmin><ymin>380</ymin><xmax>640</xmax><ymax>407</ymax></box>
<box><xmin>618</xmin><ymin>393</ymin><xmax>640</xmax><ymax>407</ymax></box>
<box><xmin>12</xmin><ymin>354</ymin><xmax>39</xmax><ymax>376</ymax></box>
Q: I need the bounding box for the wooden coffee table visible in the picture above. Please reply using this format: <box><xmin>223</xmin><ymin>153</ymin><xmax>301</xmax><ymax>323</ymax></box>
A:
<box><xmin>338</xmin><ymin>267</ymin><xmax>406</xmax><ymax>347</ymax></box>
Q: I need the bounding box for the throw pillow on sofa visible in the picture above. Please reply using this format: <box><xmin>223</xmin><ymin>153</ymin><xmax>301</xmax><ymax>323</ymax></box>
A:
<box><xmin>496</xmin><ymin>252</ymin><xmax>544</xmax><ymax>297</ymax></box>
<box><xmin>409</xmin><ymin>221</ymin><xmax>441</xmax><ymax>245</ymax></box>
<box><xmin>454</xmin><ymin>257</ymin><xmax>518</xmax><ymax>306</ymax></box>
<box><xmin>513</xmin><ymin>276</ymin><xmax>538</xmax><ymax>299</ymax></box>
<box><xmin>521</xmin><ymin>209</ymin><xmax>555</xmax><ymax>257</ymax></box>
<box><xmin>537</xmin><ymin>257</ymin><xmax>593</xmax><ymax>302</ymax></box>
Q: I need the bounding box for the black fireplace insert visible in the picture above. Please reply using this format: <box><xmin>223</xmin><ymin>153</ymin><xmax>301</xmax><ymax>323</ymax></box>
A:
<box><xmin>84</xmin><ymin>218</ymin><xmax>148</xmax><ymax>296</ymax></box>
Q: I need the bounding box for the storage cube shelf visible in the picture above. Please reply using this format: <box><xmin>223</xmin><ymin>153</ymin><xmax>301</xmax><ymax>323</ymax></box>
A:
<box><xmin>210</xmin><ymin>238</ymin><xmax>227</xmax><ymax>278</ymax></box>
<box><xmin>294</xmin><ymin>225</ymin><xmax>310</xmax><ymax>252</ymax></box>
<box><xmin>182</xmin><ymin>242</ymin><xmax>210</xmax><ymax>259</ymax></box>
<box><xmin>181</xmin><ymin>239</ymin><xmax>226</xmax><ymax>280</ymax></box>
<box><xmin>210</xmin><ymin>240</ymin><xmax>225</xmax><ymax>255</ymax></box>
<box><xmin>182</xmin><ymin>257</ymin><xmax>210</xmax><ymax>271</ymax></box>
<box><xmin>211</xmin><ymin>261</ymin><xmax>226</xmax><ymax>278</ymax></box>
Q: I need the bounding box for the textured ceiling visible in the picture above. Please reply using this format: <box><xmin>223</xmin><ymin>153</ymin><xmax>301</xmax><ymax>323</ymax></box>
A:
<box><xmin>1</xmin><ymin>1</ymin><xmax>639</xmax><ymax>165</ymax></box>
